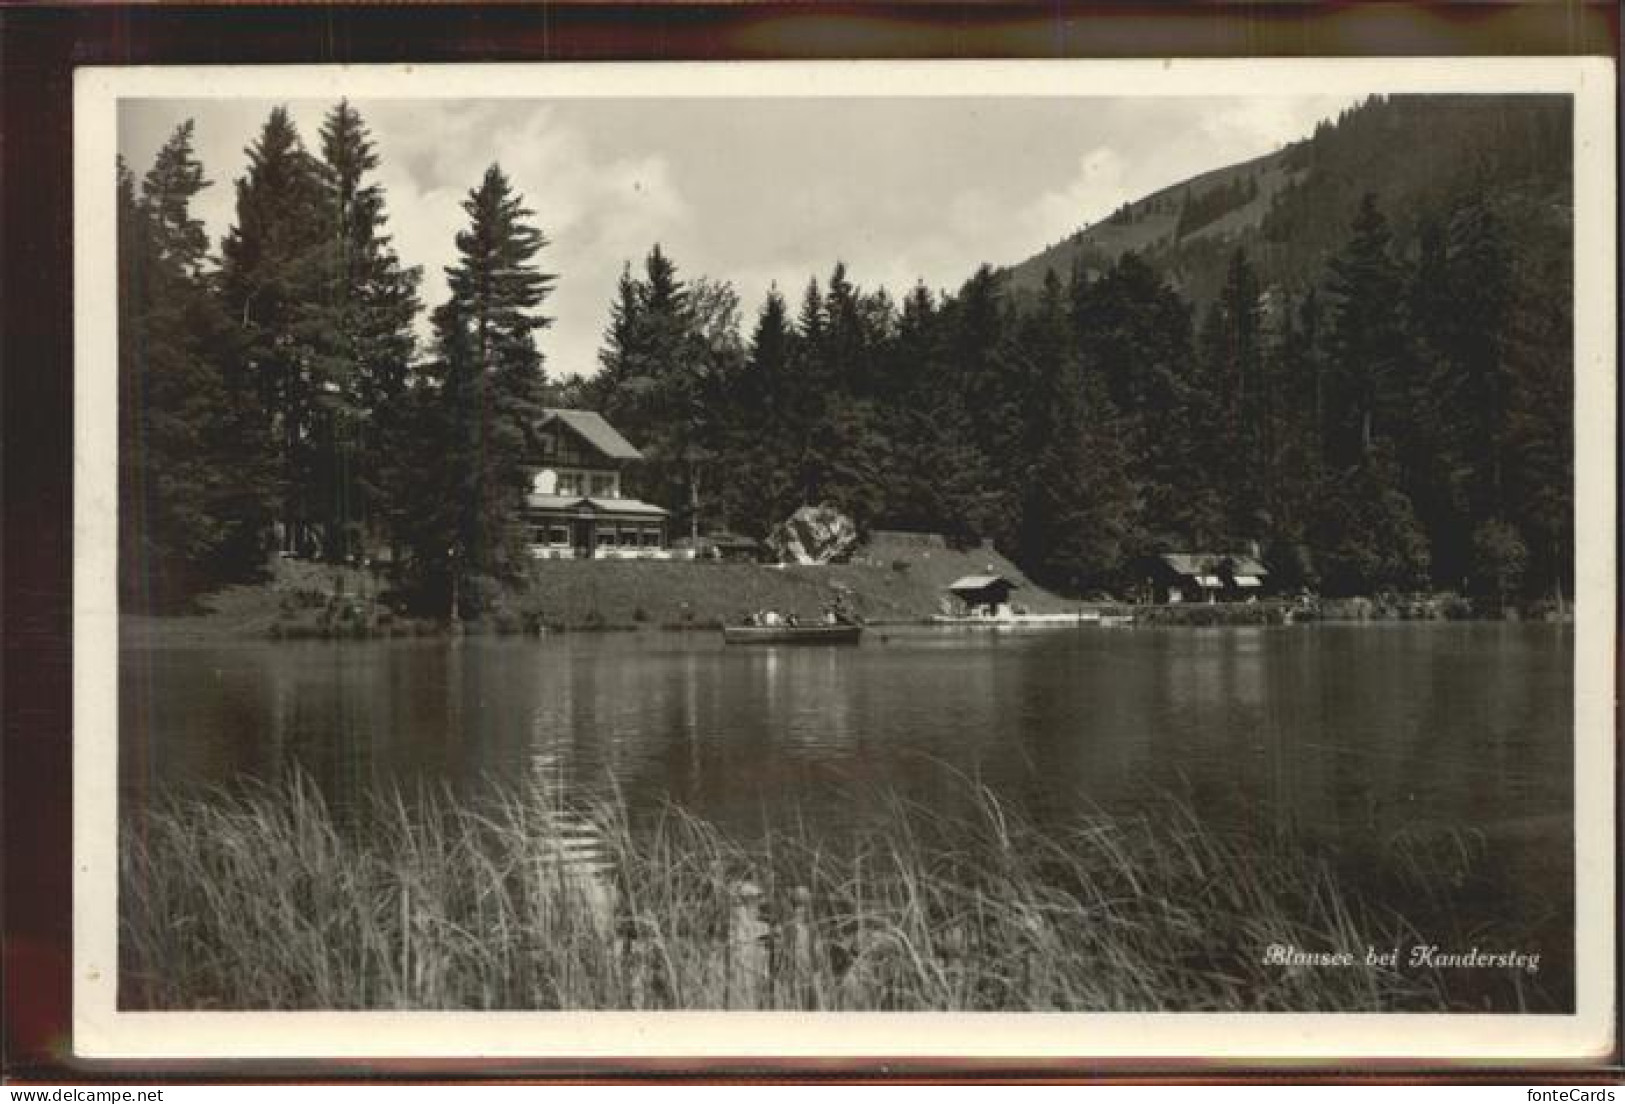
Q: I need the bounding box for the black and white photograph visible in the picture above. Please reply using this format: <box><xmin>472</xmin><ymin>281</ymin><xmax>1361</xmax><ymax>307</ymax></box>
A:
<box><xmin>74</xmin><ymin>58</ymin><xmax>1614</xmax><ymax>1061</ymax></box>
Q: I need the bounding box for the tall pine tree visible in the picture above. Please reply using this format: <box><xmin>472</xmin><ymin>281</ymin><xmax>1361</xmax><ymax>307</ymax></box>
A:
<box><xmin>306</xmin><ymin>100</ymin><xmax>422</xmax><ymax>564</ymax></box>
<box><xmin>218</xmin><ymin>107</ymin><xmax>327</xmax><ymax>558</ymax></box>
<box><xmin>409</xmin><ymin>164</ymin><xmax>554</xmax><ymax>616</ymax></box>
<box><xmin>118</xmin><ymin>125</ymin><xmax>239</xmax><ymax>606</ymax></box>
<box><xmin>1323</xmin><ymin>193</ymin><xmax>1408</xmax><ymax>469</ymax></box>
<box><xmin>1315</xmin><ymin>194</ymin><xmax>1431</xmax><ymax>593</ymax></box>
<box><xmin>1014</xmin><ymin>270</ymin><xmax>1135</xmax><ymax>590</ymax></box>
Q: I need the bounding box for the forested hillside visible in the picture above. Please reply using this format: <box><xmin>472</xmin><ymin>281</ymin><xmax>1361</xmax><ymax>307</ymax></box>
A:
<box><xmin>119</xmin><ymin>94</ymin><xmax>1574</xmax><ymax>617</ymax></box>
<box><xmin>1009</xmin><ymin>94</ymin><xmax>1573</xmax><ymax>308</ymax></box>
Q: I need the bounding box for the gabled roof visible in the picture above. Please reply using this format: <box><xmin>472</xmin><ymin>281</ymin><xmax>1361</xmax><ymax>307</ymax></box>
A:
<box><xmin>525</xmin><ymin>494</ymin><xmax>668</xmax><ymax>517</ymax></box>
<box><xmin>538</xmin><ymin>408</ymin><xmax>643</xmax><ymax>461</ymax></box>
<box><xmin>1158</xmin><ymin>552</ymin><xmax>1268</xmax><ymax>578</ymax></box>
<box><xmin>586</xmin><ymin>496</ymin><xmax>666</xmax><ymax>516</ymax></box>
<box><xmin>949</xmin><ymin>574</ymin><xmax>1019</xmax><ymax>593</ymax></box>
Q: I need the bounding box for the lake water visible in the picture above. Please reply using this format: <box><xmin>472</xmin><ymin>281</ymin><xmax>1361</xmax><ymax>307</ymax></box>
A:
<box><xmin>120</xmin><ymin>622</ymin><xmax>1573</xmax><ymax>837</ymax></box>
<box><xmin>120</xmin><ymin>621</ymin><xmax>1574</xmax><ymax>999</ymax></box>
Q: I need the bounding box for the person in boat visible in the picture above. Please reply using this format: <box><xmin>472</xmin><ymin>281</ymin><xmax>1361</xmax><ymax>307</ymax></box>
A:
<box><xmin>826</xmin><ymin>593</ymin><xmax>856</xmax><ymax>625</ymax></box>
<box><xmin>785</xmin><ymin>612</ymin><xmax>800</xmax><ymax>627</ymax></box>
<box><xmin>762</xmin><ymin>609</ymin><xmax>783</xmax><ymax>627</ymax></box>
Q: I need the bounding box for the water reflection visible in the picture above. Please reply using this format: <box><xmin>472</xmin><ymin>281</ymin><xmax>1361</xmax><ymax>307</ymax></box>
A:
<box><xmin>121</xmin><ymin>624</ymin><xmax>1573</xmax><ymax>867</ymax></box>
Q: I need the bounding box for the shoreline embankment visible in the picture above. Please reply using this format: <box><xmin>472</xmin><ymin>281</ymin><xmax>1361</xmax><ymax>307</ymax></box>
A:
<box><xmin>121</xmin><ymin>533</ymin><xmax>1570</xmax><ymax>644</ymax></box>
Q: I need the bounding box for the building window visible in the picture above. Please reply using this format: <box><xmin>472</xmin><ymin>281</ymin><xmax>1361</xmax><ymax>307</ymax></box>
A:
<box><xmin>548</xmin><ymin>526</ymin><xmax>569</xmax><ymax>546</ymax></box>
<box><xmin>556</xmin><ymin>472</ymin><xmax>582</xmax><ymax>496</ymax></box>
<box><xmin>590</xmin><ymin>473</ymin><xmax>616</xmax><ymax>498</ymax></box>
<box><xmin>642</xmin><ymin>527</ymin><xmax>662</xmax><ymax>547</ymax></box>
<box><xmin>530</xmin><ymin>526</ymin><xmax>548</xmax><ymax>545</ymax></box>
<box><xmin>596</xmin><ymin>530</ymin><xmax>616</xmax><ymax>547</ymax></box>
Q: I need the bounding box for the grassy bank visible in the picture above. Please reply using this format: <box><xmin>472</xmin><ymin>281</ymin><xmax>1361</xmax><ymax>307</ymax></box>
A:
<box><xmin>119</xmin><ymin>775</ymin><xmax>1560</xmax><ymax>1012</ymax></box>
<box><xmin>122</xmin><ymin>544</ymin><xmax>1566</xmax><ymax>643</ymax></box>
<box><xmin>510</xmin><ymin>554</ymin><xmax>1078</xmax><ymax>631</ymax></box>
<box><xmin>123</xmin><ymin>535</ymin><xmax>1081</xmax><ymax>640</ymax></box>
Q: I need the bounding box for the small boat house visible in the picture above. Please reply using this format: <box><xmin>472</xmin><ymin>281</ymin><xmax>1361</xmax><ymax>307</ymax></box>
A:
<box><xmin>524</xmin><ymin>409</ymin><xmax>680</xmax><ymax>560</ymax></box>
<box><xmin>1146</xmin><ymin>552</ymin><xmax>1269</xmax><ymax>603</ymax></box>
<box><xmin>947</xmin><ymin>573</ymin><xmax>1020</xmax><ymax>618</ymax></box>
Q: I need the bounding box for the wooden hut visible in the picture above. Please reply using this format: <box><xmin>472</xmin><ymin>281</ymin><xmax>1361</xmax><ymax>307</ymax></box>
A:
<box><xmin>1145</xmin><ymin>552</ymin><xmax>1269</xmax><ymax>604</ymax></box>
<box><xmin>947</xmin><ymin>573</ymin><xmax>1020</xmax><ymax>618</ymax></box>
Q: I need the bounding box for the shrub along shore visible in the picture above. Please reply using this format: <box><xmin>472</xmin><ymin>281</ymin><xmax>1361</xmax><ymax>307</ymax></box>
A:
<box><xmin>119</xmin><ymin>774</ymin><xmax>1564</xmax><ymax>1012</ymax></box>
<box><xmin>120</xmin><ymin>550</ymin><xmax>1561</xmax><ymax>646</ymax></box>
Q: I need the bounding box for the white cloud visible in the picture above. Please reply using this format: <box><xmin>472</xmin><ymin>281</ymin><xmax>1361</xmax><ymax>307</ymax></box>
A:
<box><xmin>1024</xmin><ymin>146</ymin><xmax>1129</xmax><ymax>250</ymax></box>
<box><xmin>361</xmin><ymin>101</ymin><xmax>692</xmax><ymax>373</ymax></box>
<box><xmin>120</xmin><ymin>93</ymin><xmax>1363</xmax><ymax>381</ymax></box>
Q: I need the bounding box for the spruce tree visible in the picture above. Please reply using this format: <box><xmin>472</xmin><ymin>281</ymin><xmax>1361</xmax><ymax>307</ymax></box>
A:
<box><xmin>862</xmin><ymin>280</ymin><xmax>987</xmax><ymax>542</ymax></box>
<box><xmin>1196</xmin><ymin>248</ymin><xmax>1266</xmax><ymax>545</ymax></box>
<box><xmin>593</xmin><ymin>262</ymin><xmax>644</xmax><ymax>411</ymax></box>
<box><xmin>1071</xmin><ymin>252</ymin><xmax>1201</xmax><ymax>552</ymax></box>
<box><xmin>714</xmin><ymin>287</ymin><xmax>796</xmax><ymax>534</ymax></box>
<box><xmin>592</xmin><ymin>245</ymin><xmax>722</xmax><ymax>531</ymax></box>
<box><xmin>1014</xmin><ymin>271</ymin><xmax>1137</xmax><ymax>591</ymax></box>
<box><xmin>117</xmin><ymin>124</ymin><xmax>239</xmax><ymax>605</ymax></box>
<box><xmin>307</xmin><ymin>100</ymin><xmax>422</xmax><ymax>564</ymax></box>
<box><xmin>679</xmin><ymin>276</ymin><xmax>748</xmax><ymax>535</ymax></box>
<box><xmin>823</xmin><ymin>261</ymin><xmax>868</xmax><ymax>393</ymax></box>
<box><xmin>1259</xmin><ymin>290</ymin><xmax>1327</xmax><ymax>590</ymax></box>
<box><xmin>798</xmin><ymin>264</ymin><xmax>890</xmax><ymax>527</ymax></box>
<box><xmin>946</xmin><ymin>264</ymin><xmax>1022</xmax><ymax>543</ymax></box>
<box><xmin>1441</xmin><ymin>201</ymin><xmax>1514</xmax><ymax>527</ymax></box>
<box><xmin>1316</xmin><ymin>194</ymin><xmax>1432</xmax><ymax>592</ymax></box>
<box><xmin>1401</xmin><ymin>217</ymin><xmax>1467</xmax><ymax>585</ymax></box>
<box><xmin>412</xmin><ymin>164</ymin><xmax>555</xmax><ymax>615</ymax></box>
<box><xmin>218</xmin><ymin>107</ymin><xmax>327</xmax><ymax>557</ymax></box>
<box><xmin>118</xmin><ymin>157</ymin><xmax>155</xmax><ymax>602</ymax></box>
<box><xmin>781</xmin><ymin>277</ymin><xmax>831</xmax><ymax>506</ymax></box>
<box><xmin>1501</xmin><ymin>220</ymin><xmax>1573</xmax><ymax>609</ymax></box>
<box><xmin>1323</xmin><ymin>193</ymin><xmax>1407</xmax><ymax>468</ymax></box>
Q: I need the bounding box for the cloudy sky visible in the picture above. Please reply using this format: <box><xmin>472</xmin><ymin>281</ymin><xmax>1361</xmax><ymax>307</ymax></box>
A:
<box><xmin>120</xmin><ymin>94</ymin><xmax>1359</xmax><ymax>377</ymax></box>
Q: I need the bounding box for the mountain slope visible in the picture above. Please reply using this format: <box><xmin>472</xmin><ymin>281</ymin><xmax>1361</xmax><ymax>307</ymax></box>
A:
<box><xmin>1006</xmin><ymin>94</ymin><xmax>1573</xmax><ymax>306</ymax></box>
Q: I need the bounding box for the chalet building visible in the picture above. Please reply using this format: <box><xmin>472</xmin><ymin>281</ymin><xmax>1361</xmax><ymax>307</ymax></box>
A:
<box><xmin>1145</xmin><ymin>552</ymin><xmax>1269</xmax><ymax>604</ymax></box>
<box><xmin>524</xmin><ymin>409</ymin><xmax>682</xmax><ymax>560</ymax></box>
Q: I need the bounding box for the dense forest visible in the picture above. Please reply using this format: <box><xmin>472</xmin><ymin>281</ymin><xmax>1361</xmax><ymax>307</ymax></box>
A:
<box><xmin>119</xmin><ymin>95</ymin><xmax>1573</xmax><ymax>617</ymax></box>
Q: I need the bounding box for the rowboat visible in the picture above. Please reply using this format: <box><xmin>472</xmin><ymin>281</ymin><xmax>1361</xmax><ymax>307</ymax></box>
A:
<box><xmin>722</xmin><ymin>624</ymin><xmax>864</xmax><ymax>646</ymax></box>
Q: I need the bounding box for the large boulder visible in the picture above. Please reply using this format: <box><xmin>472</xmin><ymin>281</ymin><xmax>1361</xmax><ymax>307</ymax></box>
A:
<box><xmin>766</xmin><ymin>505</ymin><xmax>858</xmax><ymax>565</ymax></box>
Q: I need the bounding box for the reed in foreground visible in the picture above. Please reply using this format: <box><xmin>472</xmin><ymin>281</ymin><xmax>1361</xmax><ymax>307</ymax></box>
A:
<box><xmin>120</xmin><ymin>776</ymin><xmax>1557</xmax><ymax>1011</ymax></box>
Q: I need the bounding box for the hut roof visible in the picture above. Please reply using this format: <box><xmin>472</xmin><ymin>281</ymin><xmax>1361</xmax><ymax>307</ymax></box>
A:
<box><xmin>587</xmin><ymin>496</ymin><xmax>666</xmax><ymax>516</ymax></box>
<box><xmin>1158</xmin><ymin>552</ymin><xmax>1268</xmax><ymax>578</ymax></box>
<box><xmin>539</xmin><ymin>409</ymin><xmax>643</xmax><ymax>461</ymax></box>
<box><xmin>525</xmin><ymin>494</ymin><xmax>668</xmax><ymax>517</ymax></box>
<box><xmin>948</xmin><ymin>574</ymin><xmax>1019</xmax><ymax>593</ymax></box>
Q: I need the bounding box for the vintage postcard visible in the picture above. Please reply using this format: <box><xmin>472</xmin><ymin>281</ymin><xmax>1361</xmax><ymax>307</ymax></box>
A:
<box><xmin>74</xmin><ymin>57</ymin><xmax>1615</xmax><ymax>1067</ymax></box>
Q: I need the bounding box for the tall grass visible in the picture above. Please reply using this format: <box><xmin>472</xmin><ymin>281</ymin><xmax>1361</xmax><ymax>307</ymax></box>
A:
<box><xmin>120</xmin><ymin>775</ymin><xmax>1556</xmax><ymax>1011</ymax></box>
